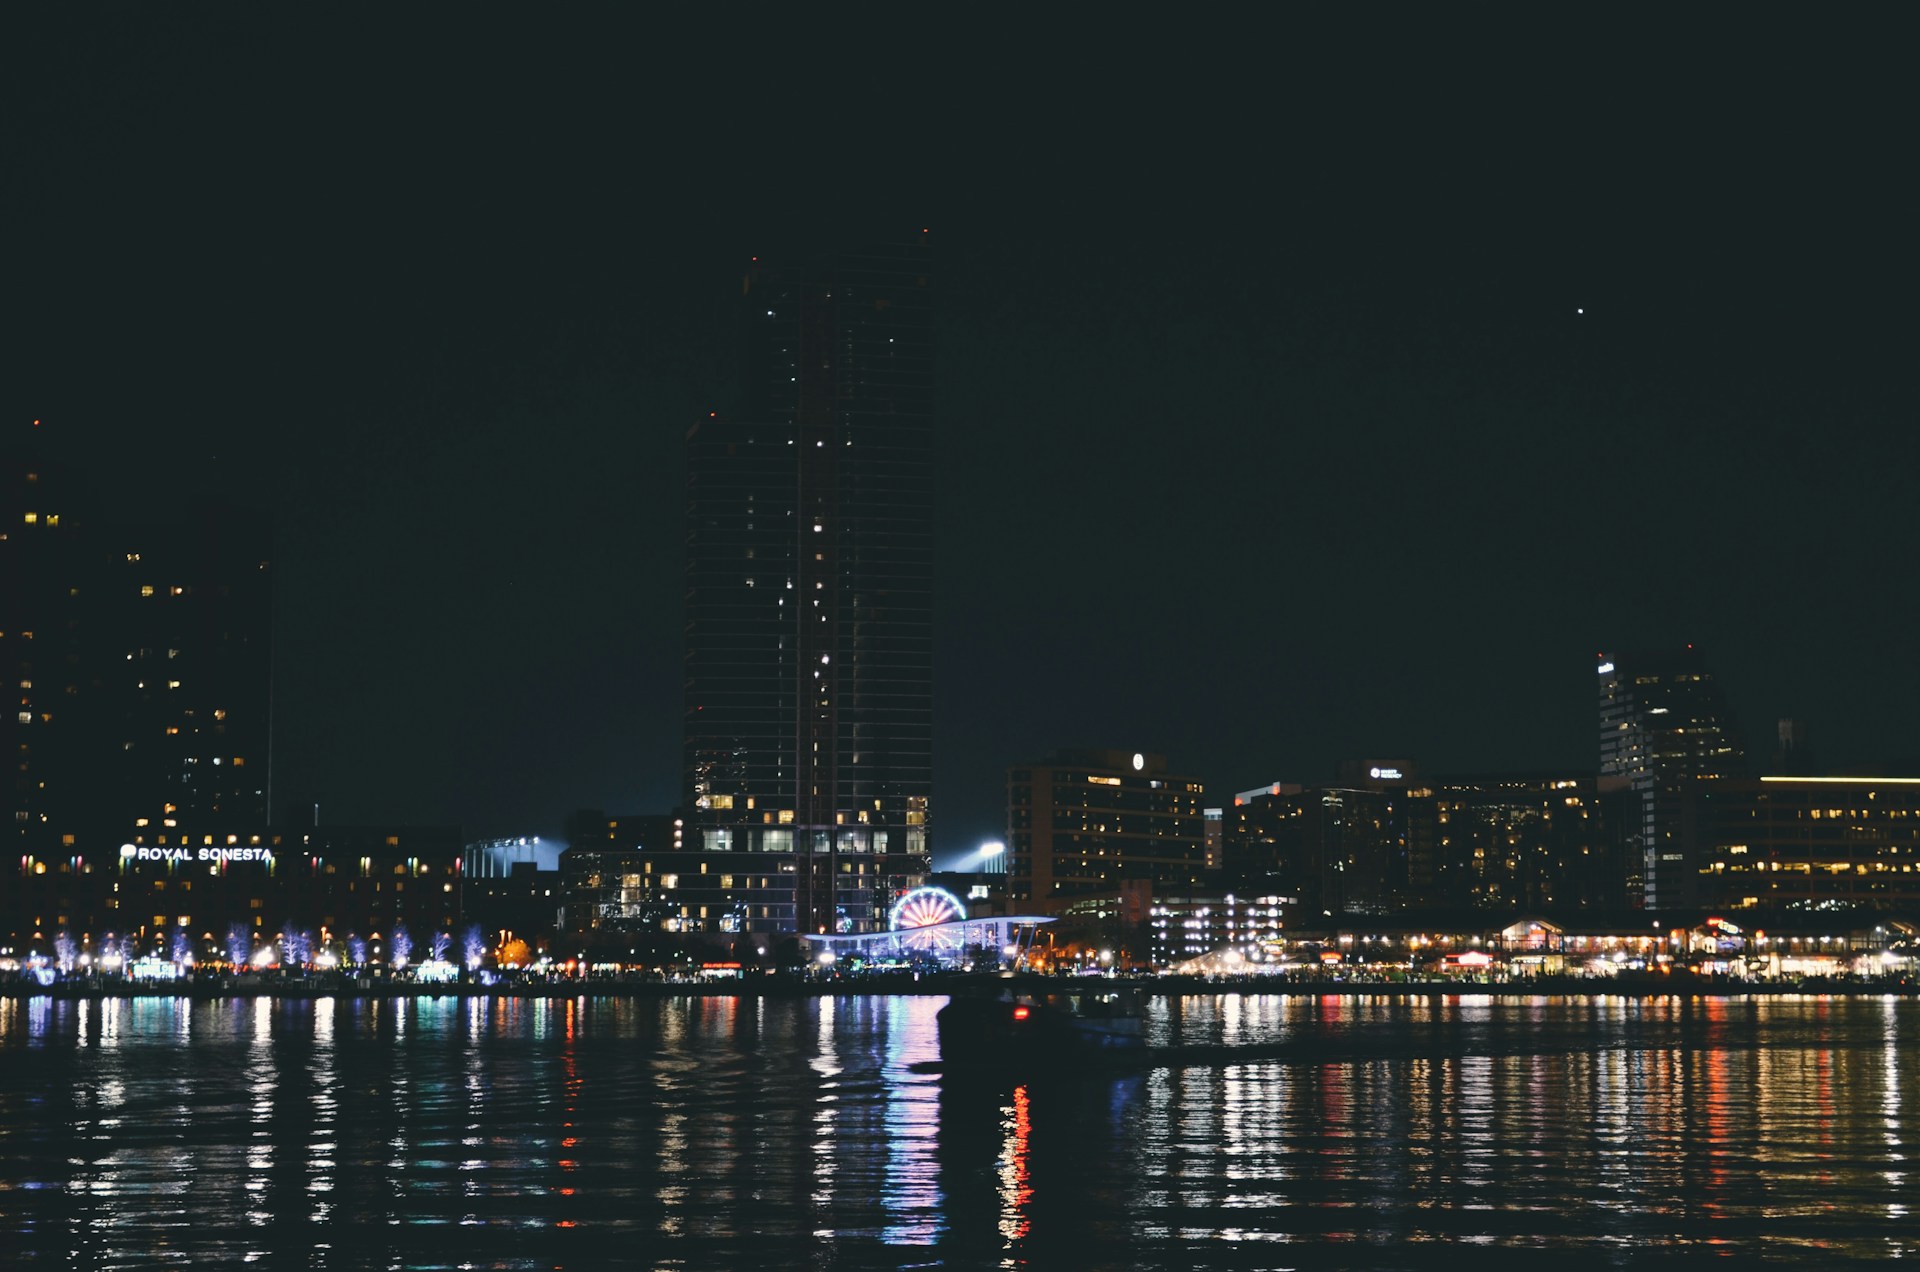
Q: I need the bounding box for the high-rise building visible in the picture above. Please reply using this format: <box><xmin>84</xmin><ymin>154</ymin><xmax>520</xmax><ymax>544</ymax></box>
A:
<box><xmin>1007</xmin><ymin>750</ymin><xmax>1206</xmax><ymax>906</ymax></box>
<box><xmin>1598</xmin><ymin>647</ymin><xmax>1744</xmax><ymax>910</ymax></box>
<box><xmin>101</xmin><ymin>508</ymin><xmax>274</xmax><ymax>830</ymax></box>
<box><xmin>6</xmin><ymin>435</ymin><xmax>270</xmax><ymax>838</ymax></box>
<box><xmin>681</xmin><ymin>237</ymin><xmax>934</xmax><ymax>935</ymax></box>
<box><xmin>3</xmin><ymin>440</ymin><xmax>88</xmax><ymax>865</ymax></box>
<box><xmin>4</xmin><ymin>425</ymin><xmax>275</xmax><ymax>949</ymax></box>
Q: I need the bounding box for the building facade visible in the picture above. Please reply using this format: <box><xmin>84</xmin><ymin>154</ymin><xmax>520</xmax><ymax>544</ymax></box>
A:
<box><xmin>1222</xmin><ymin>770</ymin><xmax>1415</xmax><ymax>915</ymax></box>
<box><xmin>1224</xmin><ymin>768</ymin><xmax>1629</xmax><ymax>917</ymax></box>
<box><xmin>1598</xmin><ymin>648</ymin><xmax>1745</xmax><ymax>909</ymax></box>
<box><xmin>681</xmin><ymin>238</ymin><xmax>934</xmax><ymax>935</ymax></box>
<box><xmin>1692</xmin><ymin>775</ymin><xmax>1920</xmax><ymax>912</ymax></box>
<box><xmin>5</xmin><ymin>428</ymin><xmax>273</xmax><ymax>903</ymax></box>
<box><xmin>1148</xmin><ymin>892</ymin><xmax>1287</xmax><ymax>968</ymax></box>
<box><xmin>6</xmin><ymin>822</ymin><xmax>462</xmax><ymax>961</ymax></box>
<box><xmin>1007</xmin><ymin>750</ymin><xmax>1206</xmax><ymax>906</ymax></box>
<box><xmin>1428</xmin><ymin>773</ymin><xmax>1628</xmax><ymax>912</ymax></box>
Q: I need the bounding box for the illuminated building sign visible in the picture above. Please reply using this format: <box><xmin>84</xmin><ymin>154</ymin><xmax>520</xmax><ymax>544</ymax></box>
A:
<box><xmin>1596</xmin><ymin>662</ymin><xmax>1615</xmax><ymax>675</ymax></box>
<box><xmin>1368</xmin><ymin>767</ymin><xmax>1403</xmax><ymax>780</ymax></box>
<box><xmin>120</xmin><ymin>845</ymin><xmax>273</xmax><ymax>864</ymax></box>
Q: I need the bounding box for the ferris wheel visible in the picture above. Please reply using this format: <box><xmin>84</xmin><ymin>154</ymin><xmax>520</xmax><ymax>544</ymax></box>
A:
<box><xmin>890</xmin><ymin>886</ymin><xmax>967</xmax><ymax>950</ymax></box>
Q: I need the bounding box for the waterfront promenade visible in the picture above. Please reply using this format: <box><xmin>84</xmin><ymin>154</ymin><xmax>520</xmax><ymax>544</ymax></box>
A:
<box><xmin>5</xmin><ymin>969</ymin><xmax>1915</xmax><ymax>1000</ymax></box>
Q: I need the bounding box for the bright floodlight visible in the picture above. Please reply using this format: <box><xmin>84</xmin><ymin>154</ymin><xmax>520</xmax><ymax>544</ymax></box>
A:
<box><xmin>980</xmin><ymin>841</ymin><xmax>1005</xmax><ymax>859</ymax></box>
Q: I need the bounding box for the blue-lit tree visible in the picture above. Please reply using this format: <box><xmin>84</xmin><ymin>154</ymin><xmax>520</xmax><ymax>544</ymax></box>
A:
<box><xmin>280</xmin><ymin>925</ymin><xmax>313</xmax><ymax>968</ymax></box>
<box><xmin>226</xmin><ymin>923</ymin><xmax>251</xmax><ymax>967</ymax></box>
<box><xmin>169</xmin><ymin>928</ymin><xmax>192</xmax><ymax>966</ymax></box>
<box><xmin>429</xmin><ymin>930</ymin><xmax>450</xmax><ymax>963</ymax></box>
<box><xmin>347</xmin><ymin>934</ymin><xmax>367</xmax><ymax>967</ymax></box>
<box><xmin>391</xmin><ymin>924</ymin><xmax>412</xmax><ymax>968</ymax></box>
<box><xmin>463</xmin><ymin>925</ymin><xmax>485</xmax><ymax>968</ymax></box>
<box><xmin>53</xmin><ymin>931</ymin><xmax>77</xmax><ymax>973</ymax></box>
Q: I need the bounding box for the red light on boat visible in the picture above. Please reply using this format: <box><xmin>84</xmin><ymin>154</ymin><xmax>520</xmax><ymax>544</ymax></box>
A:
<box><xmin>1012</xmin><ymin>1006</ymin><xmax>1030</xmax><ymax>1021</ymax></box>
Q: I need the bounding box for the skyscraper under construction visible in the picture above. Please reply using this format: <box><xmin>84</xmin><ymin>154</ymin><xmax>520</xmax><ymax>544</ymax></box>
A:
<box><xmin>682</xmin><ymin>236</ymin><xmax>933</xmax><ymax>935</ymax></box>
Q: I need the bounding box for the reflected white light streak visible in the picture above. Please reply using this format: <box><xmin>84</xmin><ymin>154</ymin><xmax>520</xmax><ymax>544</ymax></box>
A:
<box><xmin>879</xmin><ymin>998</ymin><xmax>941</xmax><ymax>1245</ymax></box>
<box><xmin>246</xmin><ymin>996</ymin><xmax>276</xmax><ymax>1228</ymax></box>
<box><xmin>309</xmin><ymin>998</ymin><xmax>338</xmax><ymax>1221</ymax></box>
<box><xmin>812</xmin><ymin>997</ymin><xmax>841</xmax><ymax>1211</ymax></box>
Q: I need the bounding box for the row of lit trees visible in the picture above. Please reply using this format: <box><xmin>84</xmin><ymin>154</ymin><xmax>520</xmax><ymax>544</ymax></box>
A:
<box><xmin>29</xmin><ymin>923</ymin><xmax>498</xmax><ymax>976</ymax></box>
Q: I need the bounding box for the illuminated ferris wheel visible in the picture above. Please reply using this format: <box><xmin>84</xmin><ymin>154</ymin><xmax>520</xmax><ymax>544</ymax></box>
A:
<box><xmin>890</xmin><ymin>886</ymin><xmax>967</xmax><ymax>950</ymax></box>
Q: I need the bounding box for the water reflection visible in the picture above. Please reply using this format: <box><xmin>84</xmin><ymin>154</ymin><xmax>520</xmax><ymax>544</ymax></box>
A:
<box><xmin>1</xmin><ymin>994</ymin><xmax>1917</xmax><ymax>1267</ymax></box>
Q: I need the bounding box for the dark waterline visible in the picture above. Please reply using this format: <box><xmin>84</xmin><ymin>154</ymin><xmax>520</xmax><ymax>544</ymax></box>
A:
<box><xmin>2</xmin><ymin>995</ymin><xmax>1913</xmax><ymax>1269</ymax></box>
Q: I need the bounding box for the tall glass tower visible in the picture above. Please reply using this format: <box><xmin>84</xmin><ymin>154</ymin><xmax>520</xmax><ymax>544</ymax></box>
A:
<box><xmin>682</xmin><ymin>236</ymin><xmax>933</xmax><ymax>935</ymax></box>
<box><xmin>1598</xmin><ymin>647</ymin><xmax>1744</xmax><ymax>910</ymax></box>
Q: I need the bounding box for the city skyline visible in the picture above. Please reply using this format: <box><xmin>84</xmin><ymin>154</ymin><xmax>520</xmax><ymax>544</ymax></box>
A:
<box><xmin>7</xmin><ymin>10</ymin><xmax>1913</xmax><ymax>867</ymax></box>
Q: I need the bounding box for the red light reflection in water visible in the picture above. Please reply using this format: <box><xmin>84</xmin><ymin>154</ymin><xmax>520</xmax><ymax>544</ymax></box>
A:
<box><xmin>1318</xmin><ymin>1061</ymin><xmax>1352</xmax><ymax>1182</ymax></box>
<box><xmin>554</xmin><ymin>1004</ymin><xmax>582</xmax><ymax>1221</ymax></box>
<box><xmin>1701</xmin><ymin>998</ymin><xmax>1732</xmax><ymax>1222</ymax></box>
<box><xmin>997</xmin><ymin>1084</ymin><xmax>1033</xmax><ymax>1242</ymax></box>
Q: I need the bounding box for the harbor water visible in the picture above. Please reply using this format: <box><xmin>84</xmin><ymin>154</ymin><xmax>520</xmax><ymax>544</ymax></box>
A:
<box><xmin>1</xmin><ymin>992</ymin><xmax>1913</xmax><ymax>1269</ymax></box>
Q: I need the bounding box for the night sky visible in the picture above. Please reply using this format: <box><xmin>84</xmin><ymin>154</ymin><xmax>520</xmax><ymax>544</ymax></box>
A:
<box><xmin>9</xmin><ymin>10</ymin><xmax>1914</xmax><ymax>866</ymax></box>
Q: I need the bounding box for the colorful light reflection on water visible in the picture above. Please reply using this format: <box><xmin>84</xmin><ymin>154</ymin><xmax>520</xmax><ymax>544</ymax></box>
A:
<box><xmin>0</xmin><ymin>993</ymin><xmax>1916</xmax><ymax>1269</ymax></box>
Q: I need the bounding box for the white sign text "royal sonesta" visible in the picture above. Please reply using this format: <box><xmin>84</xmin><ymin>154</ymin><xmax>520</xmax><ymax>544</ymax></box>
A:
<box><xmin>120</xmin><ymin>845</ymin><xmax>273</xmax><ymax>864</ymax></box>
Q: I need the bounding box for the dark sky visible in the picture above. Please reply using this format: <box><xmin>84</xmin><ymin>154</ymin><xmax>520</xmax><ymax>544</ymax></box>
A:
<box><xmin>8</xmin><ymin>9</ymin><xmax>1915</xmax><ymax>866</ymax></box>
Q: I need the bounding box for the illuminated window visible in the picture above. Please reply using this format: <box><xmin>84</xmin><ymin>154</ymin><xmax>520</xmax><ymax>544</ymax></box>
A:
<box><xmin>140</xmin><ymin>585</ymin><xmax>154</xmax><ymax>597</ymax></box>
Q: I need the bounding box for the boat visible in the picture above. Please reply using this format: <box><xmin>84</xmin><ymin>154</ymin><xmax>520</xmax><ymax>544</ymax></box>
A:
<box><xmin>936</xmin><ymin>982</ymin><xmax>1148</xmax><ymax>1067</ymax></box>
